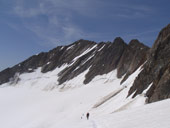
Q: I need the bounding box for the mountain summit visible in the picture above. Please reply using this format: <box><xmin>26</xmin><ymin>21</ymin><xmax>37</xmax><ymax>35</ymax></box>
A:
<box><xmin>0</xmin><ymin>37</ymin><xmax>149</xmax><ymax>86</ymax></box>
<box><xmin>0</xmin><ymin>24</ymin><xmax>170</xmax><ymax>104</ymax></box>
<box><xmin>128</xmin><ymin>24</ymin><xmax>170</xmax><ymax>103</ymax></box>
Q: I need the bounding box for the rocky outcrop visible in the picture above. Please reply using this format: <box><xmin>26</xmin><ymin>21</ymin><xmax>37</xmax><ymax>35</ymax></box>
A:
<box><xmin>128</xmin><ymin>24</ymin><xmax>170</xmax><ymax>103</ymax></box>
<box><xmin>58</xmin><ymin>37</ymin><xmax>128</xmax><ymax>84</ymax></box>
<box><xmin>0</xmin><ymin>52</ymin><xmax>49</xmax><ymax>85</ymax></box>
<box><xmin>1</xmin><ymin>24</ymin><xmax>170</xmax><ymax>104</ymax></box>
<box><xmin>0</xmin><ymin>37</ymin><xmax>149</xmax><ymax>86</ymax></box>
<box><xmin>117</xmin><ymin>39</ymin><xmax>149</xmax><ymax>83</ymax></box>
<box><xmin>84</xmin><ymin>37</ymin><xmax>127</xmax><ymax>84</ymax></box>
<box><xmin>0</xmin><ymin>39</ymin><xmax>96</xmax><ymax>85</ymax></box>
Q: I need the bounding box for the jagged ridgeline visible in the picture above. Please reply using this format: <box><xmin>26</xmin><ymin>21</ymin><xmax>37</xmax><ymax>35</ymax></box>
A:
<box><xmin>0</xmin><ymin>24</ymin><xmax>170</xmax><ymax>103</ymax></box>
<box><xmin>128</xmin><ymin>24</ymin><xmax>170</xmax><ymax>103</ymax></box>
<box><xmin>0</xmin><ymin>38</ymin><xmax>149</xmax><ymax>86</ymax></box>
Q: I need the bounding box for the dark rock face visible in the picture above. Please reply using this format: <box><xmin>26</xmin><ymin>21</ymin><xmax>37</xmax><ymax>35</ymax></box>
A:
<box><xmin>58</xmin><ymin>37</ymin><xmax>128</xmax><ymax>84</ymax></box>
<box><xmin>128</xmin><ymin>24</ymin><xmax>170</xmax><ymax>103</ymax></box>
<box><xmin>0</xmin><ymin>39</ymin><xmax>96</xmax><ymax>85</ymax></box>
<box><xmin>117</xmin><ymin>39</ymin><xmax>149</xmax><ymax>83</ymax></box>
<box><xmin>41</xmin><ymin>39</ymin><xmax>97</xmax><ymax>73</ymax></box>
<box><xmin>0</xmin><ymin>37</ymin><xmax>149</xmax><ymax>87</ymax></box>
<box><xmin>84</xmin><ymin>37</ymin><xmax>127</xmax><ymax>84</ymax></box>
<box><xmin>0</xmin><ymin>53</ymin><xmax>49</xmax><ymax>85</ymax></box>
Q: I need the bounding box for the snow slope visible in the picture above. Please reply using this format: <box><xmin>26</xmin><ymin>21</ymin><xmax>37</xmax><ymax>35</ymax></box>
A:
<box><xmin>94</xmin><ymin>99</ymin><xmax>170</xmax><ymax>128</ymax></box>
<box><xmin>0</xmin><ymin>65</ymin><xmax>165</xmax><ymax>128</ymax></box>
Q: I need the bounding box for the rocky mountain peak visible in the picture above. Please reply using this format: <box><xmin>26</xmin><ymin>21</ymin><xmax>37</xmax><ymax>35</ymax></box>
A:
<box><xmin>129</xmin><ymin>39</ymin><xmax>148</xmax><ymax>49</ymax></box>
<box><xmin>155</xmin><ymin>24</ymin><xmax>170</xmax><ymax>42</ymax></box>
<box><xmin>1</xmin><ymin>24</ymin><xmax>170</xmax><ymax>108</ymax></box>
<box><xmin>128</xmin><ymin>24</ymin><xmax>170</xmax><ymax>103</ymax></box>
<box><xmin>0</xmin><ymin>37</ymin><xmax>149</xmax><ymax>86</ymax></box>
<box><xmin>117</xmin><ymin>38</ymin><xmax>149</xmax><ymax>82</ymax></box>
<box><xmin>149</xmin><ymin>24</ymin><xmax>170</xmax><ymax>60</ymax></box>
<box><xmin>72</xmin><ymin>39</ymin><xmax>96</xmax><ymax>46</ymax></box>
<box><xmin>113</xmin><ymin>37</ymin><xmax>126</xmax><ymax>45</ymax></box>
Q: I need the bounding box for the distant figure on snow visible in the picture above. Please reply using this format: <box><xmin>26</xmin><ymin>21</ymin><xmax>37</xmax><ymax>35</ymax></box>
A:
<box><xmin>86</xmin><ymin>112</ymin><xmax>90</xmax><ymax>120</ymax></box>
<box><xmin>81</xmin><ymin>114</ymin><xmax>84</xmax><ymax>119</ymax></box>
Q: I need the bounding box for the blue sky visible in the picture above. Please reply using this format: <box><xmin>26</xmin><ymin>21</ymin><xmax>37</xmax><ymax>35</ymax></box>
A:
<box><xmin>0</xmin><ymin>0</ymin><xmax>170</xmax><ymax>71</ymax></box>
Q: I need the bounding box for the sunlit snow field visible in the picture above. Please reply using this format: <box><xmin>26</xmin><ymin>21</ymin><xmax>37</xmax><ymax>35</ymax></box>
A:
<box><xmin>0</xmin><ymin>65</ymin><xmax>169</xmax><ymax>128</ymax></box>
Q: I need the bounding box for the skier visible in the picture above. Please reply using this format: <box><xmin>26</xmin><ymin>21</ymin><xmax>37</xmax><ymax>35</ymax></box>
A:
<box><xmin>86</xmin><ymin>112</ymin><xmax>90</xmax><ymax>120</ymax></box>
